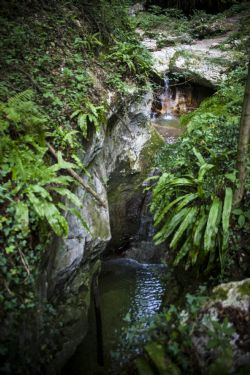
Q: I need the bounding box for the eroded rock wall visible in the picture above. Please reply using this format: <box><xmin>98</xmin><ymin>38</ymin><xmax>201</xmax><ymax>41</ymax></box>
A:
<box><xmin>40</xmin><ymin>90</ymin><xmax>163</xmax><ymax>373</ymax></box>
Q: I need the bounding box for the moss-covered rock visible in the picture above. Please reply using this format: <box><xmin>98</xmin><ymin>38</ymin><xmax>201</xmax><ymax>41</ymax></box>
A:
<box><xmin>169</xmin><ymin>49</ymin><xmax>231</xmax><ymax>88</ymax></box>
<box><xmin>192</xmin><ymin>279</ymin><xmax>250</xmax><ymax>373</ymax></box>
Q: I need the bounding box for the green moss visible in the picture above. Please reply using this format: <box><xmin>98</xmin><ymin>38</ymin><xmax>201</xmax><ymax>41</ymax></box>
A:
<box><xmin>139</xmin><ymin>126</ymin><xmax>164</xmax><ymax>171</ymax></box>
<box><xmin>180</xmin><ymin>95</ymin><xmax>226</xmax><ymax>126</ymax></box>
<box><xmin>169</xmin><ymin>50</ymin><xmax>195</xmax><ymax>71</ymax></box>
<box><xmin>212</xmin><ymin>287</ymin><xmax>228</xmax><ymax>301</ymax></box>
<box><xmin>208</xmin><ymin>56</ymin><xmax>230</xmax><ymax>67</ymax></box>
<box><xmin>238</xmin><ymin>280</ymin><xmax>250</xmax><ymax>296</ymax></box>
<box><xmin>87</xmin><ymin>199</ymin><xmax>110</xmax><ymax>240</ymax></box>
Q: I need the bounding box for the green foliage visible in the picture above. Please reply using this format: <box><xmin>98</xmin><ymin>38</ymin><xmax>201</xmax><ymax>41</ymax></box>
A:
<box><xmin>71</xmin><ymin>99</ymin><xmax>107</xmax><ymax>138</ymax></box>
<box><xmin>0</xmin><ymin>91</ymin><xmax>85</xmax><ymax>236</ymax></box>
<box><xmin>0</xmin><ymin>91</ymin><xmax>88</xmax><ymax>373</ymax></box>
<box><xmin>132</xmin><ymin>6</ymin><xmax>228</xmax><ymax>41</ymax></box>
<box><xmin>106</xmin><ymin>40</ymin><xmax>153</xmax><ymax>77</ymax></box>
<box><xmin>73</xmin><ymin>32</ymin><xmax>103</xmax><ymax>52</ymax></box>
<box><xmin>153</xmin><ymin>65</ymin><xmax>248</xmax><ymax>273</ymax></box>
<box><xmin>117</xmin><ymin>287</ymin><xmax>237</xmax><ymax>375</ymax></box>
<box><xmin>131</xmin><ymin>8</ymin><xmax>188</xmax><ymax>36</ymax></box>
<box><xmin>150</xmin><ymin>150</ymin><xmax>233</xmax><ymax>272</ymax></box>
<box><xmin>80</xmin><ymin>0</ymin><xmax>133</xmax><ymax>43</ymax></box>
<box><xmin>189</xmin><ymin>10</ymin><xmax>226</xmax><ymax>39</ymax></box>
<box><xmin>0</xmin><ymin>1</ymin><xmax>154</xmax><ymax>370</ymax></box>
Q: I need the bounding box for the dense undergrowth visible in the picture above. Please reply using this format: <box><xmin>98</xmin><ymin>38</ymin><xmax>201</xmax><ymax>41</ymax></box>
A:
<box><xmin>132</xmin><ymin>1</ymin><xmax>250</xmax><ymax>43</ymax></box>
<box><xmin>147</xmin><ymin>0</ymin><xmax>250</xmax><ymax>277</ymax></box>
<box><xmin>150</xmin><ymin>66</ymin><xmax>250</xmax><ymax>275</ymax></box>
<box><xmin>129</xmin><ymin>3</ymin><xmax>250</xmax><ymax>374</ymax></box>
<box><xmin>0</xmin><ymin>1</ymin><xmax>153</xmax><ymax>373</ymax></box>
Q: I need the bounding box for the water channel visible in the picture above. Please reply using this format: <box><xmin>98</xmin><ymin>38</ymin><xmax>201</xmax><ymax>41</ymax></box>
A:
<box><xmin>63</xmin><ymin>259</ymin><xmax>167</xmax><ymax>375</ymax></box>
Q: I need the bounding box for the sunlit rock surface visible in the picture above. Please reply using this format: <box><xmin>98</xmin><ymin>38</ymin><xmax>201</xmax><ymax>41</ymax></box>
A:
<box><xmin>140</xmin><ymin>13</ymin><xmax>246</xmax><ymax>88</ymax></box>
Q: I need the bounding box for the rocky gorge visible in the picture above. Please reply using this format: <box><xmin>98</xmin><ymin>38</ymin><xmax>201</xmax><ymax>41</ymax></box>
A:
<box><xmin>1</xmin><ymin>1</ymin><xmax>250</xmax><ymax>374</ymax></box>
<box><xmin>46</xmin><ymin>6</ymin><xmax>250</xmax><ymax>374</ymax></box>
<box><xmin>40</xmin><ymin>89</ymin><xmax>164</xmax><ymax>373</ymax></box>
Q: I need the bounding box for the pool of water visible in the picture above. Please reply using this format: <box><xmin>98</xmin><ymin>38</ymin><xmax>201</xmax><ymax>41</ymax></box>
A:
<box><xmin>152</xmin><ymin>113</ymin><xmax>184</xmax><ymax>144</ymax></box>
<box><xmin>63</xmin><ymin>258</ymin><xmax>167</xmax><ymax>375</ymax></box>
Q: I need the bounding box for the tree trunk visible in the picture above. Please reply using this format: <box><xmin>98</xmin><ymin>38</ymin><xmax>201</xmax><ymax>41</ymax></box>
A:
<box><xmin>233</xmin><ymin>62</ymin><xmax>250</xmax><ymax>207</ymax></box>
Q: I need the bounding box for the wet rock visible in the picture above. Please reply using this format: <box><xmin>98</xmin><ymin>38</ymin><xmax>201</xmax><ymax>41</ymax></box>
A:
<box><xmin>107</xmin><ymin>120</ymin><xmax>164</xmax><ymax>251</ymax></box>
<box><xmin>192</xmin><ymin>279</ymin><xmax>250</xmax><ymax>373</ymax></box>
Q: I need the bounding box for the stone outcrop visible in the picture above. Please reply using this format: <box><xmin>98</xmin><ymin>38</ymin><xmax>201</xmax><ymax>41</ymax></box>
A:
<box><xmin>143</xmin><ymin>35</ymin><xmax>237</xmax><ymax>88</ymax></box>
<box><xmin>139</xmin><ymin>13</ymin><xmax>246</xmax><ymax>88</ymax></box>
<box><xmin>192</xmin><ymin>279</ymin><xmax>250</xmax><ymax>373</ymax></box>
<box><xmin>147</xmin><ymin>38</ymin><xmax>236</xmax><ymax>88</ymax></box>
<box><xmin>40</xmin><ymin>90</ymin><xmax>164</xmax><ymax>373</ymax></box>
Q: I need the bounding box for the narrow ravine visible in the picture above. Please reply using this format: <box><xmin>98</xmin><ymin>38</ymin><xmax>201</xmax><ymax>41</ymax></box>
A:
<box><xmin>1</xmin><ymin>2</ymin><xmax>250</xmax><ymax>374</ymax></box>
<box><xmin>62</xmin><ymin>78</ymin><xmax>213</xmax><ymax>375</ymax></box>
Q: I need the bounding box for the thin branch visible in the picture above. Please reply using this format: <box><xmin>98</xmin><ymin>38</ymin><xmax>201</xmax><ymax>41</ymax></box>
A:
<box><xmin>47</xmin><ymin>143</ymin><xmax>107</xmax><ymax>208</ymax></box>
<box><xmin>18</xmin><ymin>248</ymin><xmax>31</xmax><ymax>277</ymax></box>
<box><xmin>4</xmin><ymin>280</ymin><xmax>14</xmax><ymax>296</ymax></box>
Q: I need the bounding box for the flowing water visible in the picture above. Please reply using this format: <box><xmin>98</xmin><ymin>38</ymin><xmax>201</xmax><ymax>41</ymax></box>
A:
<box><xmin>63</xmin><ymin>258</ymin><xmax>167</xmax><ymax>375</ymax></box>
<box><xmin>152</xmin><ymin>77</ymin><xmax>213</xmax><ymax>143</ymax></box>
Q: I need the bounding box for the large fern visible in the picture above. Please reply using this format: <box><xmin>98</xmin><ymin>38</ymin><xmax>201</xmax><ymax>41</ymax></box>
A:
<box><xmin>149</xmin><ymin>148</ymin><xmax>233</xmax><ymax>272</ymax></box>
<box><xmin>0</xmin><ymin>90</ymin><xmax>88</xmax><ymax>237</ymax></box>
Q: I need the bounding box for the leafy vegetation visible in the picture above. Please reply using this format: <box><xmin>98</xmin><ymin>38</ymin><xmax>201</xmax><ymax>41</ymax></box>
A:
<box><xmin>150</xmin><ymin>63</ymin><xmax>249</xmax><ymax>274</ymax></box>
<box><xmin>116</xmin><ymin>287</ymin><xmax>240</xmax><ymax>375</ymax></box>
<box><xmin>1</xmin><ymin>0</ymin><xmax>250</xmax><ymax>373</ymax></box>
<box><xmin>149</xmin><ymin>152</ymin><xmax>233</xmax><ymax>272</ymax></box>
<box><xmin>0</xmin><ymin>88</ymin><xmax>89</xmax><ymax>373</ymax></box>
<box><xmin>0</xmin><ymin>0</ymin><xmax>154</xmax><ymax>372</ymax></box>
<box><xmin>131</xmin><ymin>5</ymin><xmax>230</xmax><ymax>43</ymax></box>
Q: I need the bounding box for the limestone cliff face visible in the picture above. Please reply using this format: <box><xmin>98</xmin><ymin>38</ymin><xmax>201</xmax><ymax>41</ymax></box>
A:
<box><xmin>40</xmin><ymin>90</ymin><xmax>163</xmax><ymax>373</ymax></box>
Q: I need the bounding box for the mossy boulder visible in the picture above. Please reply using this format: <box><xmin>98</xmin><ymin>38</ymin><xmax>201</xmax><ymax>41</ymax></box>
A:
<box><xmin>192</xmin><ymin>279</ymin><xmax>250</xmax><ymax>373</ymax></box>
<box><xmin>169</xmin><ymin>49</ymin><xmax>231</xmax><ymax>88</ymax></box>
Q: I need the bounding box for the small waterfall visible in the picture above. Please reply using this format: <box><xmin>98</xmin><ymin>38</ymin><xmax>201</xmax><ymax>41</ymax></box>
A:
<box><xmin>151</xmin><ymin>75</ymin><xmax>213</xmax><ymax>143</ymax></box>
<box><xmin>159</xmin><ymin>76</ymin><xmax>176</xmax><ymax>119</ymax></box>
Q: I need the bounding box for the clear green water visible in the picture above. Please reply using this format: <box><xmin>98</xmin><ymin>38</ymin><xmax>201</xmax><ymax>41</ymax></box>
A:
<box><xmin>63</xmin><ymin>258</ymin><xmax>167</xmax><ymax>375</ymax></box>
<box><xmin>154</xmin><ymin>114</ymin><xmax>181</xmax><ymax>128</ymax></box>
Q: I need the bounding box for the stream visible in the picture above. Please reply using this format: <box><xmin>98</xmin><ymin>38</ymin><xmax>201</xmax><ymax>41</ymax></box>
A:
<box><xmin>63</xmin><ymin>258</ymin><xmax>167</xmax><ymax>375</ymax></box>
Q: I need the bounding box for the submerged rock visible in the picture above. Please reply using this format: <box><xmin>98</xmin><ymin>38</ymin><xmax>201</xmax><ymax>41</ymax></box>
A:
<box><xmin>192</xmin><ymin>279</ymin><xmax>250</xmax><ymax>373</ymax></box>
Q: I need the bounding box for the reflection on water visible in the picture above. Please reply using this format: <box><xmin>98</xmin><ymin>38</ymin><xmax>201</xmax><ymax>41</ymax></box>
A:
<box><xmin>63</xmin><ymin>258</ymin><xmax>167</xmax><ymax>375</ymax></box>
<box><xmin>133</xmin><ymin>266</ymin><xmax>165</xmax><ymax>319</ymax></box>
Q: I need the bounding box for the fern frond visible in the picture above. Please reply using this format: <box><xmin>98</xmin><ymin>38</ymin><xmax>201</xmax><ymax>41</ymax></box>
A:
<box><xmin>8</xmin><ymin>89</ymin><xmax>33</xmax><ymax>105</ymax></box>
